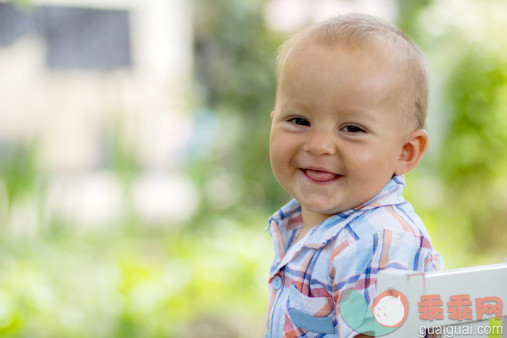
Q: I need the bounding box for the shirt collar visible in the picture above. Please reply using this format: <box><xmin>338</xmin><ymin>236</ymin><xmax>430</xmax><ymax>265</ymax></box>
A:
<box><xmin>265</xmin><ymin>175</ymin><xmax>407</xmax><ymax>249</ymax></box>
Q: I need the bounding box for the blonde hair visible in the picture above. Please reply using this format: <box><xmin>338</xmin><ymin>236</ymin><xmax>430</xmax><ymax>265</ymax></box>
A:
<box><xmin>276</xmin><ymin>13</ymin><xmax>429</xmax><ymax>129</ymax></box>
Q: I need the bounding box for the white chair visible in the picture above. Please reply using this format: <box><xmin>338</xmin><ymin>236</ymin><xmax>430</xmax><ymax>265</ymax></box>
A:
<box><xmin>376</xmin><ymin>262</ymin><xmax>507</xmax><ymax>337</ymax></box>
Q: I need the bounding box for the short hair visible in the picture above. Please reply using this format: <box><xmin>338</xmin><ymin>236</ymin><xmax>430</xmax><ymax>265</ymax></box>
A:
<box><xmin>275</xmin><ymin>13</ymin><xmax>429</xmax><ymax>130</ymax></box>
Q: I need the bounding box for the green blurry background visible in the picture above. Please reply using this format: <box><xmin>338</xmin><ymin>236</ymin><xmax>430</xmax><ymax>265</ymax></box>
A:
<box><xmin>0</xmin><ymin>0</ymin><xmax>506</xmax><ymax>336</ymax></box>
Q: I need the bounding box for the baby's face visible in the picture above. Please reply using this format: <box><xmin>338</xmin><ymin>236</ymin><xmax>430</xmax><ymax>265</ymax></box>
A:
<box><xmin>270</xmin><ymin>42</ymin><xmax>410</xmax><ymax>222</ymax></box>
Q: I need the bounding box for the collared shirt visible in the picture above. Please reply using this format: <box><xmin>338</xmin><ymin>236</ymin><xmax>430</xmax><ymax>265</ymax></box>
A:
<box><xmin>264</xmin><ymin>176</ymin><xmax>444</xmax><ymax>338</ymax></box>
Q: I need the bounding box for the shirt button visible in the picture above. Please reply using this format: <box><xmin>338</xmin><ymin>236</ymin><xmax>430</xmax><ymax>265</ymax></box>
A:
<box><xmin>272</xmin><ymin>275</ymin><xmax>283</xmax><ymax>290</ymax></box>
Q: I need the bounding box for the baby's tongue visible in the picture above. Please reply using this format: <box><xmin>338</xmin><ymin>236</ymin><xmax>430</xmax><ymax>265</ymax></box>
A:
<box><xmin>305</xmin><ymin>169</ymin><xmax>337</xmax><ymax>181</ymax></box>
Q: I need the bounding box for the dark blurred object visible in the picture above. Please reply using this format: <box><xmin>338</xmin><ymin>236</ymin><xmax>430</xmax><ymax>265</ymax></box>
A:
<box><xmin>0</xmin><ymin>2</ymin><xmax>131</xmax><ymax>69</ymax></box>
<box><xmin>0</xmin><ymin>3</ymin><xmax>35</xmax><ymax>45</ymax></box>
<box><xmin>39</xmin><ymin>6</ymin><xmax>131</xmax><ymax>69</ymax></box>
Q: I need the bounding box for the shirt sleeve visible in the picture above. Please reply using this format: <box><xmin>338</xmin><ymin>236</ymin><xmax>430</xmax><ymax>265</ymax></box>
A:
<box><xmin>329</xmin><ymin>229</ymin><xmax>442</xmax><ymax>338</ymax></box>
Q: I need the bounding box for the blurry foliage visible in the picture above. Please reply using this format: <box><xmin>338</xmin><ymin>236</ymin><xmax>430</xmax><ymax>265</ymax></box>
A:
<box><xmin>440</xmin><ymin>53</ymin><xmax>507</xmax><ymax>250</ymax></box>
<box><xmin>0</xmin><ymin>144</ymin><xmax>38</xmax><ymax>205</ymax></box>
<box><xmin>191</xmin><ymin>0</ymin><xmax>287</xmax><ymax>223</ymax></box>
<box><xmin>0</xmin><ymin>223</ymin><xmax>270</xmax><ymax>336</ymax></box>
<box><xmin>0</xmin><ymin>144</ymin><xmax>42</xmax><ymax>219</ymax></box>
<box><xmin>396</xmin><ymin>0</ymin><xmax>431</xmax><ymax>34</ymax></box>
<box><xmin>109</xmin><ymin>115</ymin><xmax>141</xmax><ymax>185</ymax></box>
<box><xmin>409</xmin><ymin>0</ymin><xmax>507</xmax><ymax>263</ymax></box>
<box><xmin>10</xmin><ymin>0</ymin><xmax>33</xmax><ymax>7</ymax></box>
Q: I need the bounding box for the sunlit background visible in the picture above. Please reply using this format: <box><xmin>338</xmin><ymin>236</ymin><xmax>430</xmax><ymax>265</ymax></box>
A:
<box><xmin>0</xmin><ymin>0</ymin><xmax>506</xmax><ymax>336</ymax></box>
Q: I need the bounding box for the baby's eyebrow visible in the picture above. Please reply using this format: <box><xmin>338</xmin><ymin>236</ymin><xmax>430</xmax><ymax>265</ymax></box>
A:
<box><xmin>279</xmin><ymin>100</ymin><xmax>312</xmax><ymax>112</ymax></box>
<box><xmin>338</xmin><ymin>107</ymin><xmax>378</xmax><ymax>121</ymax></box>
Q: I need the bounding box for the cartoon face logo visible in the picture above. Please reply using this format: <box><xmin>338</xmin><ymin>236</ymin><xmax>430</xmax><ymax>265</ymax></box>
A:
<box><xmin>340</xmin><ymin>288</ymin><xmax>409</xmax><ymax>335</ymax></box>
<box><xmin>371</xmin><ymin>290</ymin><xmax>409</xmax><ymax>328</ymax></box>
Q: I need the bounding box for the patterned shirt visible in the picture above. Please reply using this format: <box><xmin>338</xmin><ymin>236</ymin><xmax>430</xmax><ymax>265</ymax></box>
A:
<box><xmin>264</xmin><ymin>175</ymin><xmax>443</xmax><ymax>338</ymax></box>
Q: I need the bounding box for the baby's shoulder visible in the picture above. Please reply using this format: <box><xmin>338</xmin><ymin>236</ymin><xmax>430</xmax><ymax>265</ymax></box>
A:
<box><xmin>325</xmin><ymin>204</ymin><xmax>439</xmax><ymax>274</ymax></box>
<box><xmin>319</xmin><ymin>203</ymin><xmax>431</xmax><ymax>260</ymax></box>
<box><xmin>351</xmin><ymin>202</ymin><xmax>429</xmax><ymax>240</ymax></box>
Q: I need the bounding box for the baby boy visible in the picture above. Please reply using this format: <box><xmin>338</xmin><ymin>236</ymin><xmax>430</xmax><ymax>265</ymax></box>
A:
<box><xmin>265</xmin><ymin>13</ymin><xmax>443</xmax><ymax>338</ymax></box>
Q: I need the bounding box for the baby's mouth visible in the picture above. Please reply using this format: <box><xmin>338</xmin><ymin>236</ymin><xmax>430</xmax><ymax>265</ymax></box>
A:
<box><xmin>303</xmin><ymin>169</ymin><xmax>341</xmax><ymax>182</ymax></box>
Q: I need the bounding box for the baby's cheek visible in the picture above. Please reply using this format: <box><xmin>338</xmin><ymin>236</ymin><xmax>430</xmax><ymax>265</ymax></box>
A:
<box><xmin>269</xmin><ymin>138</ymin><xmax>285</xmax><ymax>158</ymax></box>
<box><xmin>270</xmin><ymin>138</ymin><xmax>295</xmax><ymax>165</ymax></box>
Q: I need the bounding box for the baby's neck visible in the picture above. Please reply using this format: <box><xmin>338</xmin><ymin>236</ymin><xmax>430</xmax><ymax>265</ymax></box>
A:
<box><xmin>300</xmin><ymin>206</ymin><xmax>333</xmax><ymax>231</ymax></box>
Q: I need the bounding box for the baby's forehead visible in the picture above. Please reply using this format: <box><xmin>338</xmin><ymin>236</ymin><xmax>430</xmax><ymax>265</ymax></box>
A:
<box><xmin>281</xmin><ymin>39</ymin><xmax>409</xmax><ymax>97</ymax></box>
<box><xmin>293</xmin><ymin>35</ymin><xmax>402</xmax><ymax>69</ymax></box>
<box><xmin>278</xmin><ymin>42</ymin><xmax>418</xmax><ymax>132</ymax></box>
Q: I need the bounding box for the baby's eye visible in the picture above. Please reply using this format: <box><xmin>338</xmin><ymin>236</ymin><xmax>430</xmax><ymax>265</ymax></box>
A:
<box><xmin>341</xmin><ymin>124</ymin><xmax>366</xmax><ymax>133</ymax></box>
<box><xmin>288</xmin><ymin>117</ymin><xmax>310</xmax><ymax>126</ymax></box>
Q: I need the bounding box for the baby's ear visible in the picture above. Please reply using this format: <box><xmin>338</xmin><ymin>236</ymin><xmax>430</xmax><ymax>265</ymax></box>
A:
<box><xmin>394</xmin><ymin>129</ymin><xmax>429</xmax><ymax>175</ymax></box>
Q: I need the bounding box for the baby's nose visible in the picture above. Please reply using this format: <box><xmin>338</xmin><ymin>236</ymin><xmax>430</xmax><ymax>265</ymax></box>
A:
<box><xmin>303</xmin><ymin>132</ymin><xmax>336</xmax><ymax>156</ymax></box>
